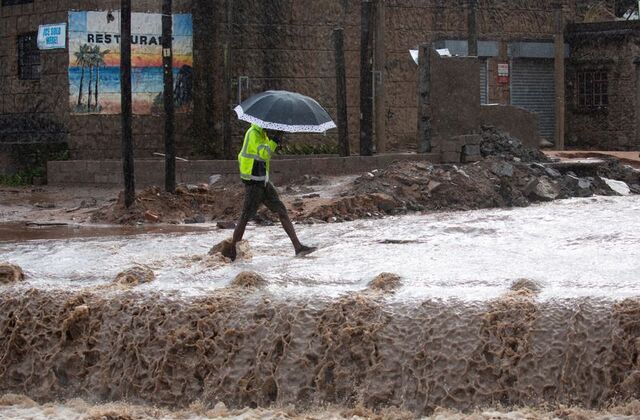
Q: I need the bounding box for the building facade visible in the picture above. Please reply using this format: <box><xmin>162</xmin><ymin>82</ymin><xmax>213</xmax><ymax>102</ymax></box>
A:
<box><xmin>1</xmin><ymin>0</ymin><xmax>632</xmax><ymax>176</ymax></box>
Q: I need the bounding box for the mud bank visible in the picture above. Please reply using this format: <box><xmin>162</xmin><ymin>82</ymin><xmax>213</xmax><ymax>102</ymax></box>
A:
<box><xmin>1</xmin><ymin>287</ymin><xmax>638</xmax><ymax>415</ymax></box>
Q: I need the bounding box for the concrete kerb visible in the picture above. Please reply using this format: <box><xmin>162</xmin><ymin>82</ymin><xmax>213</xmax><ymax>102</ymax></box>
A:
<box><xmin>47</xmin><ymin>153</ymin><xmax>440</xmax><ymax>187</ymax></box>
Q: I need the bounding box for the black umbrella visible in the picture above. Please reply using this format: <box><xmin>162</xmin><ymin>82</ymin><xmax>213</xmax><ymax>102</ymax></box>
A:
<box><xmin>234</xmin><ymin>90</ymin><xmax>337</xmax><ymax>133</ymax></box>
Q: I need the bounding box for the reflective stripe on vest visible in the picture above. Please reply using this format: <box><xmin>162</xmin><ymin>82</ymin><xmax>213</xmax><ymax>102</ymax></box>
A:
<box><xmin>240</xmin><ymin>127</ymin><xmax>265</xmax><ymax>162</ymax></box>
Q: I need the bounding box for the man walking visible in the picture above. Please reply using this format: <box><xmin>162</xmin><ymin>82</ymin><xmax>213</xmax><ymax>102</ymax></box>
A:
<box><xmin>222</xmin><ymin>123</ymin><xmax>316</xmax><ymax>261</ymax></box>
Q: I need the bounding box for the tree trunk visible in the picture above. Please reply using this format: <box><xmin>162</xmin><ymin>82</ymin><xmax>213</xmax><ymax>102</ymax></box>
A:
<box><xmin>77</xmin><ymin>66</ymin><xmax>85</xmax><ymax>108</ymax></box>
<box><xmin>121</xmin><ymin>0</ymin><xmax>135</xmax><ymax>208</ymax></box>
<box><xmin>94</xmin><ymin>66</ymin><xmax>100</xmax><ymax>111</ymax></box>
<box><xmin>87</xmin><ymin>65</ymin><xmax>93</xmax><ymax>110</ymax></box>
<box><xmin>163</xmin><ymin>0</ymin><xmax>176</xmax><ymax>193</ymax></box>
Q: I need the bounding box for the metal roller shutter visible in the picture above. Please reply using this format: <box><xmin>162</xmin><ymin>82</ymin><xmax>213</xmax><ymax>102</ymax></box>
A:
<box><xmin>510</xmin><ymin>58</ymin><xmax>555</xmax><ymax>141</ymax></box>
<box><xmin>480</xmin><ymin>59</ymin><xmax>488</xmax><ymax>104</ymax></box>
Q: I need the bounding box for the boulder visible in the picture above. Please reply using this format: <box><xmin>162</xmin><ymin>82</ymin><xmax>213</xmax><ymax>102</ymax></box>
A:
<box><xmin>524</xmin><ymin>177</ymin><xmax>560</xmax><ymax>201</ymax></box>
<box><xmin>491</xmin><ymin>161</ymin><xmax>514</xmax><ymax>178</ymax></box>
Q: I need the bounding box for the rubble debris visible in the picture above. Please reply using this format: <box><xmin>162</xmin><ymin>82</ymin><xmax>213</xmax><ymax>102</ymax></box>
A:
<box><xmin>480</xmin><ymin>125</ymin><xmax>550</xmax><ymax>162</ymax></box>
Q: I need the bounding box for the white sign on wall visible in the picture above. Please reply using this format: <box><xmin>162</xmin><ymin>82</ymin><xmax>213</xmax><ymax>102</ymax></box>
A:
<box><xmin>37</xmin><ymin>23</ymin><xmax>67</xmax><ymax>49</ymax></box>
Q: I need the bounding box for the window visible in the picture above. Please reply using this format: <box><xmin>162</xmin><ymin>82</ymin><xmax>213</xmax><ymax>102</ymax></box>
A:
<box><xmin>577</xmin><ymin>70</ymin><xmax>608</xmax><ymax>110</ymax></box>
<box><xmin>18</xmin><ymin>32</ymin><xmax>40</xmax><ymax>80</ymax></box>
<box><xmin>2</xmin><ymin>0</ymin><xmax>33</xmax><ymax>6</ymax></box>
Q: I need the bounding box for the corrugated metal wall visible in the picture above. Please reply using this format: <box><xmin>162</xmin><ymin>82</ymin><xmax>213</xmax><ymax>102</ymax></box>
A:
<box><xmin>510</xmin><ymin>58</ymin><xmax>555</xmax><ymax>141</ymax></box>
<box><xmin>480</xmin><ymin>59</ymin><xmax>488</xmax><ymax>104</ymax></box>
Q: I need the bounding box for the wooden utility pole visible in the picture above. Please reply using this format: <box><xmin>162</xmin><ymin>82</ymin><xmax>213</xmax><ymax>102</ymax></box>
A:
<box><xmin>468</xmin><ymin>0</ymin><xmax>478</xmax><ymax>56</ymax></box>
<box><xmin>120</xmin><ymin>0</ymin><xmax>135</xmax><ymax>207</ymax></box>
<box><xmin>359</xmin><ymin>0</ymin><xmax>374</xmax><ymax>156</ymax></box>
<box><xmin>333</xmin><ymin>28</ymin><xmax>349</xmax><ymax>157</ymax></box>
<box><xmin>162</xmin><ymin>0</ymin><xmax>176</xmax><ymax>193</ymax></box>
<box><xmin>222</xmin><ymin>0</ymin><xmax>233</xmax><ymax>159</ymax></box>
<box><xmin>554</xmin><ymin>3</ymin><xmax>565</xmax><ymax>150</ymax></box>
<box><xmin>417</xmin><ymin>43</ymin><xmax>432</xmax><ymax>153</ymax></box>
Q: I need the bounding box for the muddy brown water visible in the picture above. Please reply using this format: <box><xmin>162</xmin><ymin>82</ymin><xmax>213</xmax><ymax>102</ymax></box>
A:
<box><xmin>0</xmin><ymin>222</ymin><xmax>208</xmax><ymax>242</ymax></box>
<box><xmin>0</xmin><ymin>284</ymin><xmax>638</xmax><ymax>415</ymax></box>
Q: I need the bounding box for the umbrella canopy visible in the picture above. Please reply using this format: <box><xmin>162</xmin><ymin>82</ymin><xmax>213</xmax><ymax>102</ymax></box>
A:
<box><xmin>234</xmin><ymin>90</ymin><xmax>337</xmax><ymax>133</ymax></box>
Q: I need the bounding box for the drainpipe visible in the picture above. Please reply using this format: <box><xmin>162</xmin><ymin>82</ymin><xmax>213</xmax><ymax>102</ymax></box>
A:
<box><xmin>554</xmin><ymin>3</ymin><xmax>565</xmax><ymax>150</ymax></box>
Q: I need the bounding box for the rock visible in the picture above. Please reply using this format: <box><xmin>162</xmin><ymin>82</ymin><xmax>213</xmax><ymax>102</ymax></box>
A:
<box><xmin>186</xmin><ymin>184</ymin><xmax>200</xmax><ymax>192</ymax></box>
<box><xmin>544</xmin><ymin>167</ymin><xmax>562</xmax><ymax>178</ymax></box>
<box><xmin>229</xmin><ymin>271</ymin><xmax>266</xmax><ymax>288</ymax></box>
<box><xmin>185</xmin><ymin>214</ymin><xmax>206</xmax><ymax>224</ymax></box>
<box><xmin>491</xmin><ymin>161</ymin><xmax>514</xmax><ymax>178</ymax></box>
<box><xmin>524</xmin><ymin>177</ymin><xmax>560</xmax><ymax>201</ymax></box>
<box><xmin>631</xmin><ymin>184</ymin><xmax>640</xmax><ymax>194</ymax></box>
<box><xmin>368</xmin><ymin>272</ymin><xmax>402</xmax><ymax>292</ymax></box>
<box><xmin>209</xmin><ymin>239</ymin><xmax>252</xmax><ymax>260</ymax></box>
<box><xmin>143</xmin><ymin>210</ymin><xmax>160</xmax><ymax>223</ymax></box>
<box><xmin>539</xmin><ymin>138</ymin><xmax>554</xmax><ymax>148</ymax></box>
<box><xmin>302</xmin><ymin>193</ymin><xmax>320</xmax><ymax>199</ymax></box>
<box><xmin>601</xmin><ymin>177</ymin><xmax>631</xmax><ymax>196</ymax></box>
<box><xmin>426</xmin><ymin>180</ymin><xmax>442</xmax><ymax>193</ymax></box>
<box><xmin>208</xmin><ymin>174</ymin><xmax>221</xmax><ymax>186</ymax></box>
<box><xmin>34</xmin><ymin>202</ymin><xmax>55</xmax><ymax>209</ymax></box>
<box><xmin>371</xmin><ymin>193</ymin><xmax>398</xmax><ymax>213</ymax></box>
<box><xmin>0</xmin><ymin>263</ymin><xmax>25</xmax><ymax>284</ymax></box>
<box><xmin>365</xmin><ymin>172</ymin><xmax>375</xmax><ymax>179</ymax></box>
<box><xmin>114</xmin><ymin>265</ymin><xmax>155</xmax><ymax>286</ymax></box>
<box><xmin>561</xmin><ymin>175</ymin><xmax>593</xmax><ymax>198</ymax></box>
<box><xmin>216</xmin><ymin>221</ymin><xmax>236</xmax><ymax>229</ymax></box>
<box><xmin>80</xmin><ymin>198</ymin><xmax>98</xmax><ymax>208</ymax></box>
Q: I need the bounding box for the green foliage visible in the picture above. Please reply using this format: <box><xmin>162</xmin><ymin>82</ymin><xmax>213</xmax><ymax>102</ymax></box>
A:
<box><xmin>0</xmin><ymin>167</ymin><xmax>45</xmax><ymax>186</ymax></box>
<box><xmin>276</xmin><ymin>142</ymin><xmax>340</xmax><ymax>155</ymax></box>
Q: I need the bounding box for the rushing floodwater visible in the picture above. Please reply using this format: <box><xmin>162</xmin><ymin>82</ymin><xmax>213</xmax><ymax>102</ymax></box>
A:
<box><xmin>1</xmin><ymin>195</ymin><xmax>638</xmax><ymax>301</ymax></box>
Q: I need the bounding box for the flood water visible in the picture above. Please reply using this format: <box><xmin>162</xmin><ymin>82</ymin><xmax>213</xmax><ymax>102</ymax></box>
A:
<box><xmin>1</xmin><ymin>196</ymin><xmax>639</xmax><ymax>416</ymax></box>
<box><xmin>1</xmin><ymin>195</ymin><xmax>638</xmax><ymax>300</ymax></box>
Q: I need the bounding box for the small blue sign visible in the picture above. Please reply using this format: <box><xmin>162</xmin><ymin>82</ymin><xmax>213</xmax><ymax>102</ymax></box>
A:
<box><xmin>38</xmin><ymin>23</ymin><xmax>66</xmax><ymax>50</ymax></box>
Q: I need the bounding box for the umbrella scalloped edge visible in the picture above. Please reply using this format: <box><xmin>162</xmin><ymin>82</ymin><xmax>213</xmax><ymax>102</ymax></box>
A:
<box><xmin>234</xmin><ymin>105</ymin><xmax>337</xmax><ymax>133</ymax></box>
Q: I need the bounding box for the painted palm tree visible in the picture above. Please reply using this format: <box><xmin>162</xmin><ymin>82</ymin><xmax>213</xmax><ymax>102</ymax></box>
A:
<box><xmin>91</xmin><ymin>46</ymin><xmax>110</xmax><ymax>111</ymax></box>
<box><xmin>74</xmin><ymin>44</ymin><xmax>92</xmax><ymax>108</ymax></box>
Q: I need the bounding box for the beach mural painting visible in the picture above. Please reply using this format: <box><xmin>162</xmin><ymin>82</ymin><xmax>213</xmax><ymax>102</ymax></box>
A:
<box><xmin>68</xmin><ymin>11</ymin><xmax>193</xmax><ymax>115</ymax></box>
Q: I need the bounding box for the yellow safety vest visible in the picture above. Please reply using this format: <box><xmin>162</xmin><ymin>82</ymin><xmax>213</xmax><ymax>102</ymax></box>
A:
<box><xmin>238</xmin><ymin>124</ymin><xmax>278</xmax><ymax>183</ymax></box>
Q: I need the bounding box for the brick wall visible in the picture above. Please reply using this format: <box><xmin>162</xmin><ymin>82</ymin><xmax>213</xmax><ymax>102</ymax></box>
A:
<box><xmin>1</xmin><ymin>0</ymin><xmax>618</xmax><ymax>167</ymax></box>
<box><xmin>566</xmin><ymin>22</ymin><xmax>640</xmax><ymax>151</ymax></box>
<box><xmin>0</xmin><ymin>0</ymin><xmax>194</xmax><ymax>163</ymax></box>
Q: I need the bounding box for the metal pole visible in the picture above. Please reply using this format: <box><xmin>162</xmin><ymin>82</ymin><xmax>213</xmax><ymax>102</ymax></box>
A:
<box><xmin>468</xmin><ymin>0</ymin><xmax>478</xmax><ymax>56</ymax></box>
<box><xmin>374</xmin><ymin>0</ymin><xmax>386</xmax><ymax>152</ymax></box>
<box><xmin>333</xmin><ymin>28</ymin><xmax>349</xmax><ymax>157</ymax></box>
<box><xmin>120</xmin><ymin>0</ymin><xmax>135</xmax><ymax>207</ymax></box>
<box><xmin>554</xmin><ymin>3</ymin><xmax>565</xmax><ymax>150</ymax></box>
<box><xmin>417</xmin><ymin>43</ymin><xmax>432</xmax><ymax>153</ymax></box>
<box><xmin>359</xmin><ymin>0</ymin><xmax>374</xmax><ymax>156</ymax></box>
<box><xmin>222</xmin><ymin>0</ymin><xmax>233</xmax><ymax>159</ymax></box>
<box><xmin>162</xmin><ymin>0</ymin><xmax>175</xmax><ymax>193</ymax></box>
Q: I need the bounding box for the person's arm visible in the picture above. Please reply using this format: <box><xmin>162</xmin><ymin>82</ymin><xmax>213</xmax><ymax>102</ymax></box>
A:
<box><xmin>257</xmin><ymin>136</ymin><xmax>278</xmax><ymax>161</ymax></box>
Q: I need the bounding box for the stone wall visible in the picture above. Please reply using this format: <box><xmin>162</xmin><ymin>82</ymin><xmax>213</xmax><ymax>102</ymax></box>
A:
<box><xmin>566</xmin><ymin>21</ymin><xmax>640</xmax><ymax>151</ymax></box>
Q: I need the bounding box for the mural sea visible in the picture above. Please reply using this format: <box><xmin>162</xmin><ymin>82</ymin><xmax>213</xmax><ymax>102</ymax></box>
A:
<box><xmin>68</xmin><ymin>11</ymin><xmax>193</xmax><ymax>115</ymax></box>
